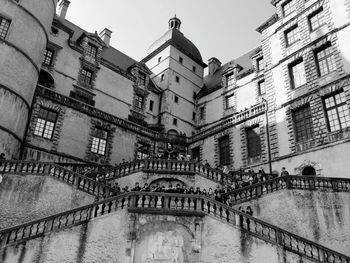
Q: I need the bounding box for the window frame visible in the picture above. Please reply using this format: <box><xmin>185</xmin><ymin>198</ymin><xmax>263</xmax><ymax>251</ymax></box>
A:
<box><xmin>308</xmin><ymin>7</ymin><xmax>325</xmax><ymax>32</ymax></box>
<box><xmin>91</xmin><ymin>128</ymin><xmax>108</xmax><ymax>156</ymax></box>
<box><xmin>225</xmin><ymin>94</ymin><xmax>235</xmax><ymax>109</ymax></box>
<box><xmin>315</xmin><ymin>43</ymin><xmax>336</xmax><ymax>77</ymax></box>
<box><xmin>323</xmin><ymin>91</ymin><xmax>350</xmax><ymax>132</ymax></box>
<box><xmin>218</xmin><ymin>135</ymin><xmax>230</xmax><ymax>165</ymax></box>
<box><xmin>42</xmin><ymin>48</ymin><xmax>55</xmax><ymax>67</ymax></box>
<box><xmin>246</xmin><ymin>125</ymin><xmax>261</xmax><ymax>158</ymax></box>
<box><xmin>173</xmin><ymin>118</ymin><xmax>178</xmax><ymax>126</ymax></box>
<box><xmin>80</xmin><ymin>68</ymin><xmax>93</xmax><ymax>86</ymax></box>
<box><xmin>0</xmin><ymin>16</ymin><xmax>11</xmax><ymax>40</ymax></box>
<box><xmin>282</xmin><ymin>0</ymin><xmax>295</xmax><ymax>17</ymax></box>
<box><xmin>33</xmin><ymin>108</ymin><xmax>58</xmax><ymax>140</ymax></box>
<box><xmin>86</xmin><ymin>43</ymin><xmax>98</xmax><ymax>58</ymax></box>
<box><xmin>258</xmin><ymin>80</ymin><xmax>266</xmax><ymax>95</ymax></box>
<box><xmin>134</xmin><ymin>93</ymin><xmax>144</xmax><ymax>109</ymax></box>
<box><xmin>149</xmin><ymin>100</ymin><xmax>154</xmax><ymax>112</ymax></box>
<box><xmin>257</xmin><ymin>57</ymin><xmax>264</xmax><ymax>71</ymax></box>
<box><xmin>292</xmin><ymin>104</ymin><xmax>314</xmax><ymax>142</ymax></box>
<box><xmin>285</xmin><ymin>25</ymin><xmax>299</xmax><ymax>47</ymax></box>
<box><xmin>289</xmin><ymin>58</ymin><xmax>306</xmax><ymax>89</ymax></box>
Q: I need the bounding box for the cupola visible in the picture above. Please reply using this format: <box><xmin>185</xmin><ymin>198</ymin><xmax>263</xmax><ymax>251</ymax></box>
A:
<box><xmin>168</xmin><ymin>15</ymin><xmax>181</xmax><ymax>31</ymax></box>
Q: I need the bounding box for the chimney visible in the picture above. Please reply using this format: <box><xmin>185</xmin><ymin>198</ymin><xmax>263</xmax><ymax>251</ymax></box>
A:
<box><xmin>99</xmin><ymin>28</ymin><xmax>112</xmax><ymax>47</ymax></box>
<box><xmin>58</xmin><ymin>0</ymin><xmax>70</xmax><ymax>19</ymax></box>
<box><xmin>208</xmin><ymin>57</ymin><xmax>221</xmax><ymax>75</ymax></box>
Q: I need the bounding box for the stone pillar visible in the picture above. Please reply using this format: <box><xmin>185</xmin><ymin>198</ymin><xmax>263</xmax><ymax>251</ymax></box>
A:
<box><xmin>0</xmin><ymin>0</ymin><xmax>58</xmax><ymax>159</ymax></box>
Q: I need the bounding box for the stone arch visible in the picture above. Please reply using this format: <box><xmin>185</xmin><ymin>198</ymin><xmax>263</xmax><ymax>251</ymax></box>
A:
<box><xmin>302</xmin><ymin>166</ymin><xmax>316</xmax><ymax>176</ymax></box>
<box><xmin>294</xmin><ymin>160</ymin><xmax>322</xmax><ymax>176</ymax></box>
<box><xmin>148</xmin><ymin>176</ymin><xmax>189</xmax><ymax>188</ymax></box>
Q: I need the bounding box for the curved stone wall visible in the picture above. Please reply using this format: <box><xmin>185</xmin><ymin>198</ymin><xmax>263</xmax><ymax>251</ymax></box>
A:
<box><xmin>0</xmin><ymin>0</ymin><xmax>57</xmax><ymax>158</ymax></box>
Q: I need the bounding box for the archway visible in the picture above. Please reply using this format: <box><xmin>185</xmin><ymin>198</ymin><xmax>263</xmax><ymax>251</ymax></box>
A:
<box><xmin>38</xmin><ymin>69</ymin><xmax>54</xmax><ymax>88</ymax></box>
<box><xmin>302</xmin><ymin>166</ymin><xmax>316</xmax><ymax>176</ymax></box>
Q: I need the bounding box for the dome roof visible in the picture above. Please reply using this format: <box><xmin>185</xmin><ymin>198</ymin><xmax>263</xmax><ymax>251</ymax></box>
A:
<box><xmin>146</xmin><ymin>17</ymin><xmax>206</xmax><ymax>67</ymax></box>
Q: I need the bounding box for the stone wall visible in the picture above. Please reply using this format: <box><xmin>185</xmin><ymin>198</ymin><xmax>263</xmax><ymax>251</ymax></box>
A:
<box><xmin>0</xmin><ymin>173</ymin><xmax>94</xmax><ymax>229</ymax></box>
<box><xmin>235</xmin><ymin>189</ymin><xmax>350</xmax><ymax>255</ymax></box>
<box><xmin>0</xmin><ymin>209</ymin><xmax>315</xmax><ymax>262</ymax></box>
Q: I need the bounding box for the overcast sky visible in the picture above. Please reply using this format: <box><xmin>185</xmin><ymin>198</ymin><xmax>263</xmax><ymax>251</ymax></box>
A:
<box><xmin>64</xmin><ymin>0</ymin><xmax>275</xmax><ymax>64</ymax></box>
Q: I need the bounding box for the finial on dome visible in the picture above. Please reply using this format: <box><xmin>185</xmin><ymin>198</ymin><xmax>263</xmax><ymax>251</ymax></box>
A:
<box><xmin>169</xmin><ymin>15</ymin><xmax>181</xmax><ymax>31</ymax></box>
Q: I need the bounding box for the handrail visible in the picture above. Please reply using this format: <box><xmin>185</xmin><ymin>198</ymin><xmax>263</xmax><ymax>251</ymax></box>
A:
<box><xmin>0</xmin><ymin>160</ymin><xmax>117</xmax><ymax>198</ymax></box>
<box><xmin>55</xmin><ymin>162</ymin><xmax>112</xmax><ymax>175</ymax></box>
<box><xmin>222</xmin><ymin>175</ymin><xmax>350</xmax><ymax>204</ymax></box>
<box><xmin>0</xmin><ymin>192</ymin><xmax>348</xmax><ymax>262</ymax></box>
<box><xmin>86</xmin><ymin>158</ymin><xmax>260</xmax><ymax>185</ymax></box>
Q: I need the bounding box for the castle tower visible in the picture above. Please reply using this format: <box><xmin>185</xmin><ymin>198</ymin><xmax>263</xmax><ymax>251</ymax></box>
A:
<box><xmin>0</xmin><ymin>0</ymin><xmax>58</xmax><ymax>158</ymax></box>
<box><xmin>143</xmin><ymin>16</ymin><xmax>207</xmax><ymax>136</ymax></box>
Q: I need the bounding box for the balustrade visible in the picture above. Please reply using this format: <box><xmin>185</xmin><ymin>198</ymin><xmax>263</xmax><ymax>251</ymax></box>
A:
<box><xmin>1</xmin><ymin>192</ymin><xmax>348</xmax><ymax>262</ymax></box>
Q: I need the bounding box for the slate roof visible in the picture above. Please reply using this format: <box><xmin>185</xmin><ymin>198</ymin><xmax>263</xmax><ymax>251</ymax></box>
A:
<box><xmin>198</xmin><ymin>47</ymin><xmax>261</xmax><ymax>98</ymax></box>
<box><xmin>145</xmin><ymin>28</ymin><xmax>206</xmax><ymax>67</ymax></box>
<box><xmin>57</xmin><ymin>17</ymin><xmax>136</xmax><ymax>72</ymax></box>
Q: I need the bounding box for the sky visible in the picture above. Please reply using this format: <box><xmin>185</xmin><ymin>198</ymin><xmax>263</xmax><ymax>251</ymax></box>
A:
<box><xmin>64</xmin><ymin>0</ymin><xmax>275</xmax><ymax>65</ymax></box>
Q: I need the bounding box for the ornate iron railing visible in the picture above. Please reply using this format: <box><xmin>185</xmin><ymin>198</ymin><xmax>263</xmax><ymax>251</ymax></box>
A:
<box><xmin>0</xmin><ymin>192</ymin><xmax>348</xmax><ymax>262</ymax></box>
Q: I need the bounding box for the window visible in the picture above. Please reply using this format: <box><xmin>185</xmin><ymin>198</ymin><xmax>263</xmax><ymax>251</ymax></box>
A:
<box><xmin>34</xmin><ymin>108</ymin><xmax>57</xmax><ymax>139</ymax></box>
<box><xmin>225</xmin><ymin>94</ymin><xmax>234</xmax><ymax>109</ymax></box>
<box><xmin>174</xmin><ymin>95</ymin><xmax>179</xmax><ymax>103</ymax></box>
<box><xmin>80</xmin><ymin>68</ymin><xmax>93</xmax><ymax>85</ymax></box>
<box><xmin>193</xmin><ymin>92</ymin><xmax>197</xmax><ymax>99</ymax></box>
<box><xmin>200</xmin><ymin>107</ymin><xmax>205</xmax><ymax>120</ymax></box>
<box><xmin>191</xmin><ymin>147</ymin><xmax>200</xmax><ymax>162</ymax></box>
<box><xmin>139</xmin><ymin>71</ymin><xmax>147</xmax><ymax>86</ymax></box>
<box><xmin>149</xmin><ymin>100</ymin><xmax>154</xmax><ymax>111</ymax></box>
<box><xmin>226</xmin><ymin>73</ymin><xmax>234</xmax><ymax>87</ymax></box>
<box><xmin>246</xmin><ymin>126</ymin><xmax>261</xmax><ymax>158</ymax></box>
<box><xmin>282</xmin><ymin>0</ymin><xmax>295</xmax><ymax>16</ymax></box>
<box><xmin>258</xmin><ymin>80</ymin><xmax>266</xmax><ymax>95</ymax></box>
<box><xmin>0</xmin><ymin>17</ymin><xmax>10</xmax><ymax>39</ymax></box>
<box><xmin>179</xmin><ymin>57</ymin><xmax>183</xmax><ymax>64</ymax></box>
<box><xmin>158</xmin><ymin>57</ymin><xmax>162</xmax><ymax>63</ymax></box>
<box><xmin>218</xmin><ymin>136</ymin><xmax>230</xmax><ymax>165</ymax></box>
<box><xmin>175</xmin><ymin>76</ymin><xmax>180</xmax><ymax>83</ymax></box>
<box><xmin>91</xmin><ymin>128</ymin><xmax>108</xmax><ymax>155</ymax></box>
<box><xmin>192</xmin><ymin>66</ymin><xmax>196</xmax><ymax>72</ymax></box>
<box><xmin>289</xmin><ymin>59</ymin><xmax>306</xmax><ymax>89</ymax></box>
<box><xmin>285</xmin><ymin>25</ymin><xmax>299</xmax><ymax>46</ymax></box>
<box><xmin>134</xmin><ymin>94</ymin><xmax>144</xmax><ymax>109</ymax></box>
<box><xmin>86</xmin><ymin>43</ymin><xmax>98</xmax><ymax>58</ymax></box>
<box><xmin>309</xmin><ymin>8</ymin><xmax>325</xmax><ymax>31</ymax></box>
<box><xmin>257</xmin><ymin>57</ymin><xmax>264</xmax><ymax>71</ymax></box>
<box><xmin>160</xmin><ymin>74</ymin><xmax>165</xmax><ymax>81</ymax></box>
<box><xmin>173</xmin><ymin>118</ymin><xmax>178</xmax><ymax>126</ymax></box>
<box><xmin>315</xmin><ymin>44</ymin><xmax>336</xmax><ymax>76</ymax></box>
<box><xmin>324</xmin><ymin>91</ymin><xmax>350</xmax><ymax>132</ymax></box>
<box><xmin>192</xmin><ymin>112</ymin><xmax>196</xmax><ymax>121</ymax></box>
<box><xmin>292</xmin><ymin>105</ymin><xmax>314</xmax><ymax>142</ymax></box>
<box><xmin>43</xmin><ymin>49</ymin><xmax>54</xmax><ymax>66</ymax></box>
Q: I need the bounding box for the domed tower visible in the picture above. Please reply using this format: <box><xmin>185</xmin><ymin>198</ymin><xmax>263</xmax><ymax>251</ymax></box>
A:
<box><xmin>143</xmin><ymin>16</ymin><xmax>207</xmax><ymax>136</ymax></box>
<box><xmin>0</xmin><ymin>0</ymin><xmax>58</xmax><ymax>158</ymax></box>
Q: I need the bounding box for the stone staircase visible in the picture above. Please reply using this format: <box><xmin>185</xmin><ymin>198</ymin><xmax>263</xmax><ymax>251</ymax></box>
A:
<box><xmin>0</xmin><ymin>160</ymin><xmax>350</xmax><ymax>262</ymax></box>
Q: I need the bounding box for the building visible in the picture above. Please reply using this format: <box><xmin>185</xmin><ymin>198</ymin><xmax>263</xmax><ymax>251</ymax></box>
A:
<box><xmin>0</xmin><ymin>0</ymin><xmax>350</xmax><ymax>262</ymax></box>
<box><xmin>0</xmin><ymin>0</ymin><xmax>349</xmax><ymax>178</ymax></box>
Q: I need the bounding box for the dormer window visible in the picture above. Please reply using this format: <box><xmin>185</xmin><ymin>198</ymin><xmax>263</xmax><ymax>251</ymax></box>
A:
<box><xmin>139</xmin><ymin>71</ymin><xmax>147</xmax><ymax>86</ymax></box>
<box><xmin>86</xmin><ymin>43</ymin><xmax>98</xmax><ymax>58</ymax></box>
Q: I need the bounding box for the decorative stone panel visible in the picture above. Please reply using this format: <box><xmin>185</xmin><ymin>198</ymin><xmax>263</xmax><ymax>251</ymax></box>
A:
<box><xmin>85</xmin><ymin>119</ymin><xmax>116</xmax><ymax>164</ymax></box>
<box><xmin>294</xmin><ymin>159</ymin><xmax>322</xmax><ymax>176</ymax></box>
<box><xmin>128</xmin><ymin>213</ymin><xmax>203</xmax><ymax>262</ymax></box>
